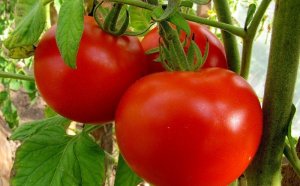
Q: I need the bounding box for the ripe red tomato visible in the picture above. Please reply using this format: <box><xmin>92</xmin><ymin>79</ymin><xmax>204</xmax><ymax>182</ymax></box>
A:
<box><xmin>34</xmin><ymin>16</ymin><xmax>148</xmax><ymax>124</ymax></box>
<box><xmin>116</xmin><ymin>68</ymin><xmax>262</xmax><ymax>186</ymax></box>
<box><xmin>141</xmin><ymin>22</ymin><xmax>228</xmax><ymax>72</ymax></box>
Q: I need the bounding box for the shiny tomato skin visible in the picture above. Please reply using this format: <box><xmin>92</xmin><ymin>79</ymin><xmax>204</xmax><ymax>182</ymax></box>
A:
<box><xmin>141</xmin><ymin>22</ymin><xmax>228</xmax><ymax>72</ymax></box>
<box><xmin>116</xmin><ymin>68</ymin><xmax>262</xmax><ymax>186</ymax></box>
<box><xmin>34</xmin><ymin>16</ymin><xmax>148</xmax><ymax>124</ymax></box>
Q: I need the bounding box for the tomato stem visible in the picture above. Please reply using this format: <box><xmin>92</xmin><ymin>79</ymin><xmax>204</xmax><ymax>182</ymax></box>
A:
<box><xmin>147</xmin><ymin>0</ymin><xmax>158</xmax><ymax>5</ymax></box>
<box><xmin>182</xmin><ymin>14</ymin><xmax>246</xmax><ymax>38</ymax></box>
<box><xmin>240</xmin><ymin>0</ymin><xmax>272</xmax><ymax>79</ymax></box>
<box><xmin>103</xmin><ymin>3</ymin><xmax>122</xmax><ymax>32</ymax></box>
<box><xmin>83</xmin><ymin>124</ymin><xmax>103</xmax><ymax>133</ymax></box>
<box><xmin>283</xmin><ymin>143</ymin><xmax>300</xmax><ymax>177</ymax></box>
<box><xmin>110</xmin><ymin>0</ymin><xmax>155</xmax><ymax>11</ymax></box>
<box><xmin>109</xmin><ymin>0</ymin><xmax>246</xmax><ymax>38</ymax></box>
<box><xmin>0</xmin><ymin>71</ymin><xmax>34</xmax><ymax>81</ymax></box>
<box><xmin>245</xmin><ymin>0</ymin><xmax>300</xmax><ymax>184</ymax></box>
<box><xmin>158</xmin><ymin>21</ymin><xmax>190</xmax><ymax>71</ymax></box>
<box><xmin>212</xmin><ymin>0</ymin><xmax>241</xmax><ymax>73</ymax></box>
<box><xmin>97</xmin><ymin>3</ymin><xmax>129</xmax><ymax>36</ymax></box>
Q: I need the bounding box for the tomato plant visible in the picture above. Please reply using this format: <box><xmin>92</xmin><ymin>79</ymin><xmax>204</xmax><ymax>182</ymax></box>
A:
<box><xmin>34</xmin><ymin>16</ymin><xmax>148</xmax><ymax>124</ymax></box>
<box><xmin>2</xmin><ymin>0</ymin><xmax>299</xmax><ymax>185</ymax></box>
<box><xmin>116</xmin><ymin>68</ymin><xmax>263</xmax><ymax>186</ymax></box>
<box><xmin>141</xmin><ymin>21</ymin><xmax>228</xmax><ymax>72</ymax></box>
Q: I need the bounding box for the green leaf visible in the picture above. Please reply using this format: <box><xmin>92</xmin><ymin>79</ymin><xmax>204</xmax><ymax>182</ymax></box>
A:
<box><xmin>22</xmin><ymin>80</ymin><xmax>36</xmax><ymax>93</ymax></box>
<box><xmin>0</xmin><ymin>91</ymin><xmax>8</xmax><ymax>104</ymax></box>
<box><xmin>152</xmin><ymin>0</ymin><xmax>181</xmax><ymax>22</ymax></box>
<box><xmin>56</xmin><ymin>0</ymin><xmax>84</xmax><ymax>68</ymax></box>
<box><xmin>2</xmin><ymin>98</ymin><xmax>19</xmax><ymax>129</ymax></box>
<box><xmin>3</xmin><ymin>0</ymin><xmax>47</xmax><ymax>59</ymax></box>
<box><xmin>168</xmin><ymin>12</ymin><xmax>190</xmax><ymax>36</ymax></box>
<box><xmin>193</xmin><ymin>40</ymin><xmax>208</xmax><ymax>70</ymax></box>
<box><xmin>10</xmin><ymin>115</ymin><xmax>70</xmax><ymax>141</ymax></box>
<box><xmin>128</xmin><ymin>6</ymin><xmax>152</xmax><ymax>34</ymax></box>
<box><xmin>11</xmin><ymin>125</ymin><xmax>105</xmax><ymax>186</ymax></box>
<box><xmin>8</xmin><ymin>79</ymin><xmax>21</xmax><ymax>90</ymax></box>
<box><xmin>44</xmin><ymin>106</ymin><xmax>58</xmax><ymax>118</ymax></box>
<box><xmin>244</xmin><ymin>4</ymin><xmax>256</xmax><ymax>30</ymax></box>
<box><xmin>189</xmin><ymin>0</ymin><xmax>210</xmax><ymax>5</ymax></box>
<box><xmin>114</xmin><ymin>154</ymin><xmax>143</xmax><ymax>186</ymax></box>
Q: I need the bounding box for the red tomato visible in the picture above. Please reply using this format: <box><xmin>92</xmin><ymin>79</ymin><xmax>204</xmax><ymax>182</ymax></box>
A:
<box><xmin>34</xmin><ymin>16</ymin><xmax>148</xmax><ymax>124</ymax></box>
<box><xmin>116</xmin><ymin>68</ymin><xmax>262</xmax><ymax>186</ymax></box>
<box><xmin>141</xmin><ymin>22</ymin><xmax>228</xmax><ymax>72</ymax></box>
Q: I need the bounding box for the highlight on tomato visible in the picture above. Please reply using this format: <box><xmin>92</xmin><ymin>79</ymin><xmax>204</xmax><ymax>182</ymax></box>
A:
<box><xmin>141</xmin><ymin>22</ymin><xmax>228</xmax><ymax>72</ymax></box>
<box><xmin>115</xmin><ymin>68</ymin><xmax>262</xmax><ymax>186</ymax></box>
<box><xmin>34</xmin><ymin>16</ymin><xmax>148</xmax><ymax>124</ymax></box>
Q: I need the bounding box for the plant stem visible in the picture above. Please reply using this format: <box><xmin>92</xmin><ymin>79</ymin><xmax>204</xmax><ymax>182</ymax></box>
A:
<box><xmin>245</xmin><ymin>0</ymin><xmax>300</xmax><ymax>185</ymax></box>
<box><xmin>147</xmin><ymin>0</ymin><xmax>158</xmax><ymax>5</ymax></box>
<box><xmin>212</xmin><ymin>0</ymin><xmax>241</xmax><ymax>73</ymax></box>
<box><xmin>105</xmin><ymin>3</ymin><xmax>124</xmax><ymax>32</ymax></box>
<box><xmin>83</xmin><ymin>124</ymin><xmax>103</xmax><ymax>133</ymax></box>
<box><xmin>159</xmin><ymin>21</ymin><xmax>190</xmax><ymax>71</ymax></box>
<box><xmin>283</xmin><ymin>144</ymin><xmax>300</xmax><ymax>177</ymax></box>
<box><xmin>109</xmin><ymin>0</ymin><xmax>246</xmax><ymax>38</ymax></box>
<box><xmin>240</xmin><ymin>0</ymin><xmax>272</xmax><ymax>79</ymax></box>
<box><xmin>110</xmin><ymin>0</ymin><xmax>155</xmax><ymax>11</ymax></box>
<box><xmin>0</xmin><ymin>71</ymin><xmax>34</xmax><ymax>81</ymax></box>
<box><xmin>181</xmin><ymin>14</ymin><xmax>246</xmax><ymax>38</ymax></box>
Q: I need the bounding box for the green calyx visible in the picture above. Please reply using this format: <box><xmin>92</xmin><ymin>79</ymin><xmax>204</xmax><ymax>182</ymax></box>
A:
<box><xmin>157</xmin><ymin>21</ymin><xmax>207</xmax><ymax>72</ymax></box>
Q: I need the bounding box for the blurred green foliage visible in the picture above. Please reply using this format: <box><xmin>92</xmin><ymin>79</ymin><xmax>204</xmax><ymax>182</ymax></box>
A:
<box><xmin>0</xmin><ymin>0</ymin><xmax>37</xmax><ymax>129</ymax></box>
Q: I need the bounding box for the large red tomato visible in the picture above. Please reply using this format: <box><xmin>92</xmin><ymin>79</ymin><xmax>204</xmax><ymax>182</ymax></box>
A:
<box><xmin>34</xmin><ymin>16</ymin><xmax>148</xmax><ymax>124</ymax></box>
<box><xmin>141</xmin><ymin>22</ymin><xmax>228</xmax><ymax>72</ymax></box>
<box><xmin>116</xmin><ymin>68</ymin><xmax>262</xmax><ymax>186</ymax></box>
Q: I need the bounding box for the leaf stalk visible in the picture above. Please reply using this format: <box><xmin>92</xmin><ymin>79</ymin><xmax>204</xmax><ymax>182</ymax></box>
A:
<box><xmin>0</xmin><ymin>71</ymin><xmax>34</xmax><ymax>81</ymax></box>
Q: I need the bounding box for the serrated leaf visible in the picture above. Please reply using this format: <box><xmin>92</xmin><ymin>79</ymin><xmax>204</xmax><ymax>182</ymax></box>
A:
<box><xmin>3</xmin><ymin>0</ymin><xmax>47</xmax><ymax>59</ymax></box>
<box><xmin>56</xmin><ymin>0</ymin><xmax>84</xmax><ymax>68</ymax></box>
<box><xmin>129</xmin><ymin>6</ymin><xmax>152</xmax><ymax>33</ymax></box>
<box><xmin>168</xmin><ymin>12</ymin><xmax>190</xmax><ymax>36</ymax></box>
<box><xmin>10</xmin><ymin>115</ymin><xmax>70</xmax><ymax>141</ymax></box>
<box><xmin>11</xmin><ymin>125</ymin><xmax>105</xmax><ymax>186</ymax></box>
<box><xmin>244</xmin><ymin>4</ymin><xmax>256</xmax><ymax>30</ymax></box>
<box><xmin>114</xmin><ymin>154</ymin><xmax>143</xmax><ymax>186</ymax></box>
